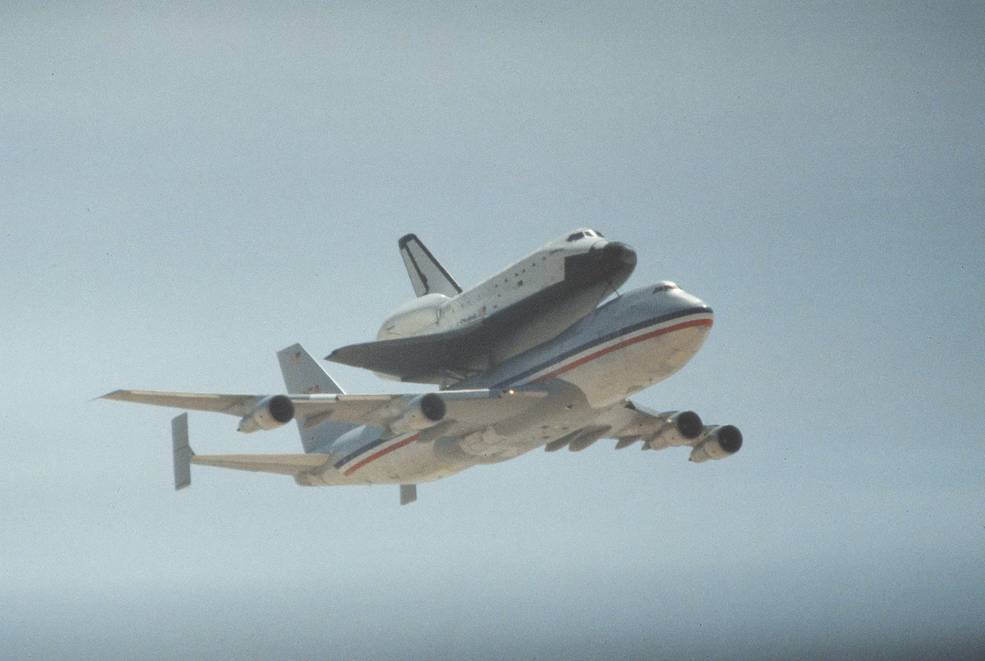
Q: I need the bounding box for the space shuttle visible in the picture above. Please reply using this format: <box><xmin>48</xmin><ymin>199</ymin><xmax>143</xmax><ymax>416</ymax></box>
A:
<box><xmin>327</xmin><ymin>229</ymin><xmax>637</xmax><ymax>385</ymax></box>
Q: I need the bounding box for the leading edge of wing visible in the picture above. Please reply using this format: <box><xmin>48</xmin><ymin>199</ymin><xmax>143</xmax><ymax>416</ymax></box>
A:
<box><xmin>102</xmin><ymin>387</ymin><xmax>546</xmax><ymax>434</ymax></box>
<box><xmin>101</xmin><ymin>389</ymin><xmax>261</xmax><ymax>416</ymax></box>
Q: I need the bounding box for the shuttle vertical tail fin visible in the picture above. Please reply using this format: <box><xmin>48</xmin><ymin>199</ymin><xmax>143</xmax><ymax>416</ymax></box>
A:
<box><xmin>277</xmin><ymin>343</ymin><xmax>357</xmax><ymax>453</ymax></box>
<box><xmin>398</xmin><ymin>234</ymin><xmax>462</xmax><ymax>298</ymax></box>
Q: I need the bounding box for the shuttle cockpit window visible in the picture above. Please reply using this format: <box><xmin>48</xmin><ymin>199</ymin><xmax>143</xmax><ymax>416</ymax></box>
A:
<box><xmin>566</xmin><ymin>231</ymin><xmax>586</xmax><ymax>242</ymax></box>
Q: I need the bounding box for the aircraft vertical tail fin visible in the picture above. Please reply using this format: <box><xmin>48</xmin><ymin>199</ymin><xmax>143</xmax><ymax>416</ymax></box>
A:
<box><xmin>398</xmin><ymin>234</ymin><xmax>462</xmax><ymax>298</ymax></box>
<box><xmin>278</xmin><ymin>343</ymin><xmax>344</xmax><ymax>395</ymax></box>
<box><xmin>277</xmin><ymin>343</ymin><xmax>357</xmax><ymax>453</ymax></box>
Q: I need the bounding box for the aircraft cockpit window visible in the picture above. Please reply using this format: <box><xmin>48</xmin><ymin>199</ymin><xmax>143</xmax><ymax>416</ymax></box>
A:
<box><xmin>567</xmin><ymin>231</ymin><xmax>586</xmax><ymax>242</ymax></box>
<box><xmin>652</xmin><ymin>281</ymin><xmax>678</xmax><ymax>293</ymax></box>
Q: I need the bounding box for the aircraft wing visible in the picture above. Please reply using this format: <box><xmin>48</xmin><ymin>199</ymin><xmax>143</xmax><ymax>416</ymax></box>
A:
<box><xmin>604</xmin><ymin>400</ymin><xmax>705</xmax><ymax>449</ymax></box>
<box><xmin>102</xmin><ymin>390</ymin><xmax>263</xmax><ymax>416</ymax></box>
<box><xmin>600</xmin><ymin>400</ymin><xmax>743</xmax><ymax>461</ymax></box>
<box><xmin>292</xmin><ymin>388</ymin><xmax>546</xmax><ymax>432</ymax></box>
<box><xmin>102</xmin><ymin>387</ymin><xmax>547</xmax><ymax>435</ymax></box>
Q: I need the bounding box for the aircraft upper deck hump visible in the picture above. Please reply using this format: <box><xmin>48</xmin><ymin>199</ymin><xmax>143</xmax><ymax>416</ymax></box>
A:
<box><xmin>399</xmin><ymin>234</ymin><xmax>462</xmax><ymax>298</ymax></box>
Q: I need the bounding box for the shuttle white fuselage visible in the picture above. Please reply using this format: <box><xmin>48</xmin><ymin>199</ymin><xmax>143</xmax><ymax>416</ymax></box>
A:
<box><xmin>362</xmin><ymin>229</ymin><xmax>638</xmax><ymax>382</ymax></box>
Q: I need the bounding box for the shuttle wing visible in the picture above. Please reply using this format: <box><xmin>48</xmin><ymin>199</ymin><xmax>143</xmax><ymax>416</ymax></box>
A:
<box><xmin>326</xmin><ymin>324</ymin><xmax>493</xmax><ymax>381</ymax></box>
<box><xmin>326</xmin><ymin>281</ymin><xmax>573</xmax><ymax>381</ymax></box>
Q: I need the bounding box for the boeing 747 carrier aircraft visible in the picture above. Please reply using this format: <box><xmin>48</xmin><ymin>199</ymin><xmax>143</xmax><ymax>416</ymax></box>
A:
<box><xmin>103</xmin><ymin>229</ymin><xmax>742</xmax><ymax>504</ymax></box>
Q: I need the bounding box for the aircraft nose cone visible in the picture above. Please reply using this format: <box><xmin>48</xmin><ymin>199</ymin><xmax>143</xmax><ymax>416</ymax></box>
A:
<box><xmin>600</xmin><ymin>241</ymin><xmax>637</xmax><ymax>268</ymax></box>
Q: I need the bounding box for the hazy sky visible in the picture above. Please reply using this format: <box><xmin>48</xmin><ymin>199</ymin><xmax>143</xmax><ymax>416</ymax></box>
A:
<box><xmin>2</xmin><ymin>2</ymin><xmax>983</xmax><ymax>659</ymax></box>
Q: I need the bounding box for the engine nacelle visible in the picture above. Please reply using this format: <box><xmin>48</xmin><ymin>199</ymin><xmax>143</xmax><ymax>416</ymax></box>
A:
<box><xmin>388</xmin><ymin>393</ymin><xmax>447</xmax><ymax>435</ymax></box>
<box><xmin>237</xmin><ymin>395</ymin><xmax>295</xmax><ymax>433</ymax></box>
<box><xmin>689</xmin><ymin>425</ymin><xmax>743</xmax><ymax>463</ymax></box>
<box><xmin>645</xmin><ymin>410</ymin><xmax>704</xmax><ymax>449</ymax></box>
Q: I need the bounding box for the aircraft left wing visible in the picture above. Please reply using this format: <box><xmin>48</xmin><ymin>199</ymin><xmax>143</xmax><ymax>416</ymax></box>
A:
<box><xmin>102</xmin><ymin>387</ymin><xmax>547</xmax><ymax>436</ymax></box>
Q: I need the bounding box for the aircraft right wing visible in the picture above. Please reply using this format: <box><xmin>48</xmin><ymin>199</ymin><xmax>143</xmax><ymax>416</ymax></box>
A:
<box><xmin>600</xmin><ymin>400</ymin><xmax>743</xmax><ymax>462</ymax></box>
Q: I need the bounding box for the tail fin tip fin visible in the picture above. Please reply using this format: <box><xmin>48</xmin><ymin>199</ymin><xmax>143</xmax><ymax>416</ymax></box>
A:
<box><xmin>172</xmin><ymin>413</ymin><xmax>193</xmax><ymax>491</ymax></box>
<box><xmin>398</xmin><ymin>234</ymin><xmax>462</xmax><ymax>298</ymax></box>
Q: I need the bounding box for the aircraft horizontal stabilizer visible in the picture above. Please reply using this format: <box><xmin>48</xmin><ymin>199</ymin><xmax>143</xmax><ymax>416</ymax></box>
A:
<box><xmin>191</xmin><ymin>453</ymin><xmax>331</xmax><ymax>475</ymax></box>
<box><xmin>168</xmin><ymin>412</ymin><xmax>331</xmax><ymax>484</ymax></box>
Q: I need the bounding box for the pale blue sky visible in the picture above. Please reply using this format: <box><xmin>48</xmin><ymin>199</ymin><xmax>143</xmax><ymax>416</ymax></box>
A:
<box><xmin>2</xmin><ymin>2</ymin><xmax>983</xmax><ymax>658</ymax></box>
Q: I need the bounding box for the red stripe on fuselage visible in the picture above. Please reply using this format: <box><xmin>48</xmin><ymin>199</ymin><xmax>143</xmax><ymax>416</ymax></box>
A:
<box><xmin>343</xmin><ymin>433</ymin><xmax>420</xmax><ymax>476</ymax></box>
<box><xmin>532</xmin><ymin>317</ymin><xmax>713</xmax><ymax>383</ymax></box>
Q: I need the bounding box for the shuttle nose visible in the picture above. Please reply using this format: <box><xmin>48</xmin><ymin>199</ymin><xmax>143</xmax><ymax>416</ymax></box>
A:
<box><xmin>565</xmin><ymin>239</ymin><xmax>638</xmax><ymax>289</ymax></box>
<box><xmin>599</xmin><ymin>241</ymin><xmax>637</xmax><ymax>269</ymax></box>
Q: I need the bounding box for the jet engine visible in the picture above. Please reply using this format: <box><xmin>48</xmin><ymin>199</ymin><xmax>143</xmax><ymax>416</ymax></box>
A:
<box><xmin>237</xmin><ymin>395</ymin><xmax>295</xmax><ymax>433</ymax></box>
<box><xmin>388</xmin><ymin>393</ymin><xmax>447</xmax><ymax>435</ymax></box>
<box><xmin>689</xmin><ymin>425</ymin><xmax>743</xmax><ymax>463</ymax></box>
<box><xmin>644</xmin><ymin>410</ymin><xmax>704</xmax><ymax>449</ymax></box>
